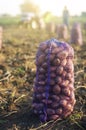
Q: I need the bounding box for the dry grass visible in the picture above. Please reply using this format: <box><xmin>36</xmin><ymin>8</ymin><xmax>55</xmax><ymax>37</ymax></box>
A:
<box><xmin>0</xmin><ymin>26</ymin><xmax>86</xmax><ymax>130</ymax></box>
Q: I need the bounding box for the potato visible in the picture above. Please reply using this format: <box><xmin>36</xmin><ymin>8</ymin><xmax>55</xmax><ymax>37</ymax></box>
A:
<box><xmin>36</xmin><ymin>94</ymin><xmax>43</xmax><ymax>99</ymax></box>
<box><xmin>69</xmin><ymin>98</ymin><xmax>75</xmax><ymax>104</ymax></box>
<box><xmin>51</xmin><ymin>95</ymin><xmax>60</xmax><ymax>101</ymax></box>
<box><xmin>42</xmin><ymin>62</ymin><xmax>47</xmax><ymax>69</ymax></box>
<box><xmin>36</xmin><ymin>93</ymin><xmax>47</xmax><ymax>99</ymax></box>
<box><xmin>42</xmin><ymin>99</ymin><xmax>52</xmax><ymax>104</ymax></box>
<box><xmin>50</xmin><ymin>73</ymin><xmax>56</xmax><ymax>78</ymax></box>
<box><xmin>56</xmin><ymin>108</ymin><xmax>63</xmax><ymax>115</ymax></box>
<box><xmin>66</xmin><ymin>59</ymin><xmax>73</xmax><ymax>66</ymax></box>
<box><xmin>46</xmin><ymin>54</ymin><xmax>55</xmax><ymax>61</ymax></box>
<box><xmin>57</xmin><ymin>50</ymin><xmax>68</xmax><ymax>59</ymax></box>
<box><xmin>65</xmin><ymin>60</ymin><xmax>74</xmax><ymax>72</ymax></box>
<box><xmin>72</xmin><ymin>99</ymin><xmax>76</xmax><ymax>105</ymax></box>
<box><xmin>56</xmin><ymin>66</ymin><xmax>63</xmax><ymax>75</ymax></box>
<box><xmin>51</xmin><ymin>41</ymin><xmax>57</xmax><ymax>48</ymax></box>
<box><xmin>60</xmin><ymin>99</ymin><xmax>67</xmax><ymax>107</ymax></box>
<box><xmin>38</xmin><ymin>54</ymin><xmax>45</xmax><ymax>65</ymax></box>
<box><xmin>60</xmin><ymin>95</ymin><xmax>70</xmax><ymax>101</ymax></box>
<box><xmin>51</xmin><ymin>102</ymin><xmax>59</xmax><ymax>108</ymax></box>
<box><xmin>47</xmin><ymin>100</ymin><xmax>52</xmax><ymax>104</ymax></box>
<box><xmin>53</xmin><ymin>58</ymin><xmax>60</xmax><ymax>66</ymax></box>
<box><xmin>50</xmin><ymin>80</ymin><xmax>56</xmax><ymax>85</ymax></box>
<box><xmin>51</xmin><ymin>48</ymin><xmax>60</xmax><ymax>54</ymax></box>
<box><xmin>56</xmin><ymin>76</ymin><xmax>62</xmax><ymax>84</ymax></box>
<box><xmin>62</xmin><ymin>88</ymin><xmax>70</xmax><ymax>96</ymax></box>
<box><xmin>70</xmin><ymin>93</ymin><xmax>76</xmax><ymax>105</ymax></box>
<box><xmin>60</xmin><ymin>59</ymin><xmax>67</xmax><ymax>66</ymax></box>
<box><xmin>49</xmin><ymin>115</ymin><xmax>59</xmax><ymax>120</ymax></box>
<box><xmin>37</xmin><ymin>87</ymin><xmax>45</xmax><ymax>93</ymax></box>
<box><xmin>39</xmin><ymin>68</ymin><xmax>46</xmax><ymax>74</ymax></box>
<box><xmin>38</xmin><ymin>81</ymin><xmax>46</xmax><ymax>85</ymax></box>
<box><xmin>32</xmin><ymin>103</ymin><xmax>37</xmax><ymax>108</ymax></box>
<box><xmin>53</xmin><ymin>85</ymin><xmax>61</xmax><ymax>94</ymax></box>
<box><xmin>42</xmin><ymin>93</ymin><xmax>46</xmax><ymax>98</ymax></box>
<box><xmin>38</xmin><ymin>74</ymin><xmax>45</xmax><ymax>80</ymax></box>
<box><xmin>45</xmin><ymin>48</ymin><xmax>49</xmax><ymax>54</ymax></box>
<box><xmin>51</xmin><ymin>44</ymin><xmax>64</xmax><ymax>53</ymax></box>
<box><xmin>39</xmin><ymin>103</ymin><xmax>44</xmax><ymax>107</ymax></box>
<box><xmin>62</xmin><ymin>71</ymin><xmax>67</xmax><ymax>78</ymax></box>
<box><xmin>50</xmin><ymin>66</ymin><xmax>57</xmax><ymax>72</ymax></box>
<box><xmin>42</xmin><ymin>99</ymin><xmax>47</xmax><ymax>104</ymax></box>
<box><xmin>69</xmin><ymin>78</ymin><xmax>74</xmax><ymax>83</ymax></box>
<box><xmin>61</xmin><ymin>80</ymin><xmax>69</xmax><ymax>87</ymax></box>
<box><xmin>33</xmin><ymin>103</ymin><xmax>44</xmax><ymax>110</ymax></box>
<box><xmin>39</xmin><ymin>43</ymin><xmax>47</xmax><ymax>51</ymax></box>
<box><xmin>66</xmin><ymin>104</ymin><xmax>72</xmax><ymax>111</ymax></box>
<box><xmin>65</xmin><ymin>73</ymin><xmax>72</xmax><ymax>80</ymax></box>
<box><xmin>33</xmin><ymin>103</ymin><xmax>43</xmax><ymax>110</ymax></box>
<box><xmin>65</xmin><ymin>66</ymin><xmax>74</xmax><ymax>73</ymax></box>
<box><xmin>47</xmin><ymin>109</ymin><xmax>55</xmax><ymax>115</ymax></box>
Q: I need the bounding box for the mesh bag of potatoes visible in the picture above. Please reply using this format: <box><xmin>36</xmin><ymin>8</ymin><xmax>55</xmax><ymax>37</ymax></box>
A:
<box><xmin>57</xmin><ymin>24</ymin><xmax>68</xmax><ymax>40</ymax></box>
<box><xmin>32</xmin><ymin>38</ymin><xmax>76</xmax><ymax>122</ymax></box>
<box><xmin>70</xmin><ymin>23</ymin><xmax>83</xmax><ymax>46</ymax></box>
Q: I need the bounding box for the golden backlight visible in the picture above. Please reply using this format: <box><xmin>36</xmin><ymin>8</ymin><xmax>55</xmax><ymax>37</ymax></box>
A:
<box><xmin>0</xmin><ymin>0</ymin><xmax>85</xmax><ymax>16</ymax></box>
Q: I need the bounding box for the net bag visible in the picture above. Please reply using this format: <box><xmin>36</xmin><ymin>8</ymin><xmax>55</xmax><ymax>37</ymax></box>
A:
<box><xmin>57</xmin><ymin>24</ymin><xmax>68</xmax><ymax>40</ymax></box>
<box><xmin>32</xmin><ymin>38</ymin><xmax>76</xmax><ymax>122</ymax></box>
<box><xmin>70</xmin><ymin>23</ymin><xmax>83</xmax><ymax>46</ymax></box>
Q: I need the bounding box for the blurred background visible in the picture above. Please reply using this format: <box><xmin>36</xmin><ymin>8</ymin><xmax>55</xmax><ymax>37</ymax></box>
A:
<box><xmin>0</xmin><ymin>0</ymin><xmax>86</xmax><ymax>27</ymax></box>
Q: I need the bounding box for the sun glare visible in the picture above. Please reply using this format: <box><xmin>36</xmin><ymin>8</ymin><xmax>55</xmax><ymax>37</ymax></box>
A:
<box><xmin>0</xmin><ymin>0</ymin><xmax>85</xmax><ymax>16</ymax></box>
<box><xmin>33</xmin><ymin>0</ymin><xmax>86</xmax><ymax>16</ymax></box>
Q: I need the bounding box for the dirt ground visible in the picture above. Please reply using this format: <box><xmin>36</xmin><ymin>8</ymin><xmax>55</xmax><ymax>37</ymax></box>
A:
<box><xmin>0</xmin><ymin>26</ymin><xmax>86</xmax><ymax>130</ymax></box>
